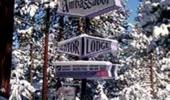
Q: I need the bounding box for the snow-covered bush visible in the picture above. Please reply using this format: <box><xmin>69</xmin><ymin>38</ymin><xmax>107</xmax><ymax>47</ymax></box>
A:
<box><xmin>120</xmin><ymin>83</ymin><xmax>152</xmax><ymax>100</ymax></box>
<box><xmin>11</xmin><ymin>49</ymin><xmax>36</xmax><ymax>100</ymax></box>
<box><xmin>93</xmin><ymin>83</ymin><xmax>108</xmax><ymax>100</ymax></box>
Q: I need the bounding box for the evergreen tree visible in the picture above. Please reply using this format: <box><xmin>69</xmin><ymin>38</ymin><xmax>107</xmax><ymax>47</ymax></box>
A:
<box><xmin>136</xmin><ymin>0</ymin><xmax>170</xmax><ymax>99</ymax></box>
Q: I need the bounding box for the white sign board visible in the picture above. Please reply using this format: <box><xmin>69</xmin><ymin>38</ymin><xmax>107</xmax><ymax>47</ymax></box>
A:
<box><xmin>57</xmin><ymin>0</ymin><xmax>122</xmax><ymax>17</ymax></box>
<box><xmin>55</xmin><ymin>61</ymin><xmax>112</xmax><ymax>79</ymax></box>
<box><xmin>57</xmin><ymin>34</ymin><xmax>118</xmax><ymax>58</ymax></box>
<box><xmin>83</xmin><ymin>35</ymin><xmax>118</xmax><ymax>57</ymax></box>
<box><xmin>57</xmin><ymin>87</ymin><xmax>76</xmax><ymax>100</ymax></box>
<box><xmin>57</xmin><ymin>36</ymin><xmax>82</xmax><ymax>57</ymax></box>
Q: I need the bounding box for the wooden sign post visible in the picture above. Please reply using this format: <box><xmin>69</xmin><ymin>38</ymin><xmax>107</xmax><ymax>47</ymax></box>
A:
<box><xmin>55</xmin><ymin>0</ymin><xmax>122</xmax><ymax>99</ymax></box>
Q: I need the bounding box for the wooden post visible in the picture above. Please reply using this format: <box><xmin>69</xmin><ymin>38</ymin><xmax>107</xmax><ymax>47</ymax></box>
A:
<box><xmin>42</xmin><ymin>7</ymin><xmax>50</xmax><ymax>100</ymax></box>
<box><xmin>79</xmin><ymin>17</ymin><xmax>90</xmax><ymax>100</ymax></box>
<box><xmin>80</xmin><ymin>79</ymin><xmax>87</xmax><ymax>100</ymax></box>
<box><xmin>0</xmin><ymin>0</ymin><xmax>14</xmax><ymax>98</ymax></box>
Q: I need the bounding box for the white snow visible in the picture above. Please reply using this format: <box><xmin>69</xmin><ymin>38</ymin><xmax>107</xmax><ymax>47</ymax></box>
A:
<box><xmin>166</xmin><ymin>85</ymin><xmax>170</xmax><ymax>91</ymax></box>
<box><xmin>49</xmin><ymin>0</ymin><xmax>58</xmax><ymax>8</ymax></box>
<box><xmin>10</xmin><ymin>80</ymin><xmax>35</xmax><ymax>100</ymax></box>
<box><xmin>93</xmin><ymin>84</ymin><xmax>108</xmax><ymax>100</ymax></box>
<box><xmin>152</xmin><ymin>3</ymin><xmax>159</xmax><ymax>7</ymax></box>
<box><xmin>121</xmin><ymin>84</ymin><xmax>152</xmax><ymax>100</ymax></box>
<box><xmin>28</xmin><ymin>4</ymin><xmax>38</xmax><ymax>17</ymax></box>
<box><xmin>153</xmin><ymin>24</ymin><xmax>170</xmax><ymax>39</ymax></box>
<box><xmin>17</xmin><ymin>27</ymin><xmax>33</xmax><ymax>37</ymax></box>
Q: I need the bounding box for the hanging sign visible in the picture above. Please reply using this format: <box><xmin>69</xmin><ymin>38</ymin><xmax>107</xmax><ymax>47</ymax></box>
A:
<box><xmin>57</xmin><ymin>34</ymin><xmax>118</xmax><ymax>58</ymax></box>
<box><xmin>55</xmin><ymin>61</ymin><xmax>112</xmax><ymax>79</ymax></box>
<box><xmin>57</xmin><ymin>0</ymin><xmax>122</xmax><ymax>17</ymax></box>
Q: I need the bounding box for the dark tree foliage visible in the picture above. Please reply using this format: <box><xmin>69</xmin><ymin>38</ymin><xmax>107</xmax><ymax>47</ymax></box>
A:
<box><xmin>0</xmin><ymin>0</ymin><xmax>14</xmax><ymax>98</ymax></box>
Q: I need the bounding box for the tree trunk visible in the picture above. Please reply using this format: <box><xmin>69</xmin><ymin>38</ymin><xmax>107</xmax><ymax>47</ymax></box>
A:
<box><xmin>29</xmin><ymin>43</ymin><xmax>33</xmax><ymax>85</ymax></box>
<box><xmin>0</xmin><ymin>0</ymin><xmax>14</xmax><ymax>98</ymax></box>
<box><xmin>149</xmin><ymin>54</ymin><xmax>155</xmax><ymax>98</ymax></box>
<box><xmin>42</xmin><ymin>7</ymin><xmax>50</xmax><ymax>100</ymax></box>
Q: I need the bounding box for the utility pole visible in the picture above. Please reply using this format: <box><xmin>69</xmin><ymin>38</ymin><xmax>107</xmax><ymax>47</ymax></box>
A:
<box><xmin>0</xmin><ymin>0</ymin><xmax>14</xmax><ymax>99</ymax></box>
<box><xmin>42</xmin><ymin>7</ymin><xmax>50</xmax><ymax>100</ymax></box>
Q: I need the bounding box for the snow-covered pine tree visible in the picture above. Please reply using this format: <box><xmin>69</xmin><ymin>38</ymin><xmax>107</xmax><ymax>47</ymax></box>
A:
<box><xmin>12</xmin><ymin>0</ymin><xmax>56</xmax><ymax>99</ymax></box>
<box><xmin>119</xmin><ymin>25</ymin><xmax>153</xmax><ymax>100</ymax></box>
<box><xmin>136</xmin><ymin>0</ymin><xmax>170</xmax><ymax>99</ymax></box>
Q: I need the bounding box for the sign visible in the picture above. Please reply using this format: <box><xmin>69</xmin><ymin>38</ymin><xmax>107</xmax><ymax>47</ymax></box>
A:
<box><xmin>57</xmin><ymin>36</ymin><xmax>82</xmax><ymax>57</ymax></box>
<box><xmin>57</xmin><ymin>0</ymin><xmax>122</xmax><ymax>17</ymax></box>
<box><xmin>57</xmin><ymin>34</ymin><xmax>118</xmax><ymax>58</ymax></box>
<box><xmin>84</xmin><ymin>36</ymin><xmax>118</xmax><ymax>57</ymax></box>
<box><xmin>55</xmin><ymin>61</ymin><xmax>112</xmax><ymax>79</ymax></box>
<box><xmin>57</xmin><ymin>87</ymin><xmax>76</xmax><ymax>100</ymax></box>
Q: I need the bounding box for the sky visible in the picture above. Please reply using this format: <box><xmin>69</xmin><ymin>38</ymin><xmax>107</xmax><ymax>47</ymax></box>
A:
<box><xmin>127</xmin><ymin>0</ymin><xmax>139</xmax><ymax>24</ymax></box>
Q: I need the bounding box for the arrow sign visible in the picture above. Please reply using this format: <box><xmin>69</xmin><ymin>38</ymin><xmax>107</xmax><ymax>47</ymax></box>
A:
<box><xmin>57</xmin><ymin>0</ymin><xmax>122</xmax><ymax>17</ymax></box>
<box><xmin>83</xmin><ymin>35</ymin><xmax>118</xmax><ymax>57</ymax></box>
<box><xmin>57</xmin><ymin>36</ymin><xmax>82</xmax><ymax>57</ymax></box>
<box><xmin>55</xmin><ymin>61</ymin><xmax>113</xmax><ymax>79</ymax></box>
<box><xmin>57</xmin><ymin>34</ymin><xmax>118</xmax><ymax>58</ymax></box>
